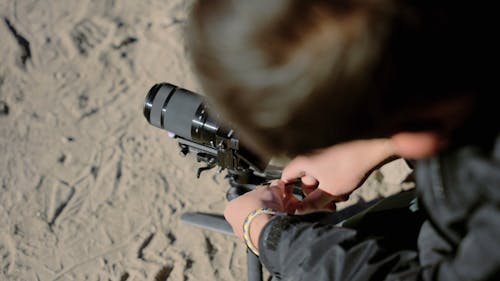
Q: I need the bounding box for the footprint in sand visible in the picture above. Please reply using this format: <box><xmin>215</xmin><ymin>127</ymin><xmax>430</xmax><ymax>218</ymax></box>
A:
<box><xmin>70</xmin><ymin>19</ymin><xmax>109</xmax><ymax>56</ymax></box>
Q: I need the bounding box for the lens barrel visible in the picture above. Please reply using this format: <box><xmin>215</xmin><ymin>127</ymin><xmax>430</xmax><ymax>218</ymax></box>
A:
<box><xmin>143</xmin><ymin>83</ymin><xmax>219</xmax><ymax>144</ymax></box>
<box><xmin>144</xmin><ymin>82</ymin><xmax>269</xmax><ymax>173</ymax></box>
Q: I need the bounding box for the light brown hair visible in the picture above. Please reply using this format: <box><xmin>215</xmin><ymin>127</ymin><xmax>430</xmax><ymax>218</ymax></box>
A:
<box><xmin>188</xmin><ymin>1</ymin><xmax>485</xmax><ymax>156</ymax></box>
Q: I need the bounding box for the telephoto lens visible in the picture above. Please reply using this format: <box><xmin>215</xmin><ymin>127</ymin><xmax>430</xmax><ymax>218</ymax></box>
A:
<box><xmin>143</xmin><ymin>83</ymin><xmax>290</xmax><ymax>197</ymax></box>
<box><xmin>143</xmin><ymin>83</ymin><xmax>223</xmax><ymax>145</ymax></box>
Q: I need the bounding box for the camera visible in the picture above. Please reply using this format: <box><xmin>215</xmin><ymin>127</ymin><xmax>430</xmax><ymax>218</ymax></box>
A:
<box><xmin>143</xmin><ymin>83</ymin><xmax>277</xmax><ymax>199</ymax></box>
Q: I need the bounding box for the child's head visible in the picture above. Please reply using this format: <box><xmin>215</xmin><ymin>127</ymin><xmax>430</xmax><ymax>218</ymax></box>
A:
<box><xmin>188</xmin><ymin>0</ymin><xmax>486</xmax><ymax>157</ymax></box>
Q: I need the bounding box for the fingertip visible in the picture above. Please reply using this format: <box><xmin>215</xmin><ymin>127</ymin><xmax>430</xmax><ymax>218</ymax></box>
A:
<box><xmin>281</xmin><ymin>170</ymin><xmax>305</xmax><ymax>182</ymax></box>
<box><xmin>268</xmin><ymin>179</ymin><xmax>284</xmax><ymax>187</ymax></box>
<box><xmin>301</xmin><ymin>175</ymin><xmax>318</xmax><ymax>186</ymax></box>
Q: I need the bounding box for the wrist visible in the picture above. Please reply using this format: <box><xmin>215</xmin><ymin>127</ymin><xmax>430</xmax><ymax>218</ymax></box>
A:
<box><xmin>249</xmin><ymin>213</ymin><xmax>273</xmax><ymax>250</ymax></box>
<box><xmin>243</xmin><ymin>208</ymin><xmax>279</xmax><ymax>255</ymax></box>
<box><xmin>381</xmin><ymin>138</ymin><xmax>397</xmax><ymax>158</ymax></box>
<box><xmin>366</xmin><ymin>138</ymin><xmax>396</xmax><ymax>159</ymax></box>
<box><xmin>363</xmin><ymin>138</ymin><xmax>398</xmax><ymax>168</ymax></box>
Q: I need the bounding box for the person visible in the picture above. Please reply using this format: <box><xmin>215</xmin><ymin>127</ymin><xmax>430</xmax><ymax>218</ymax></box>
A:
<box><xmin>187</xmin><ymin>1</ymin><xmax>498</xmax><ymax>280</ymax></box>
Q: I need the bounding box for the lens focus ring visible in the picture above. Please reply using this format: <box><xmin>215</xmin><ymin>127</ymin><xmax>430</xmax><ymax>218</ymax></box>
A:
<box><xmin>147</xmin><ymin>83</ymin><xmax>177</xmax><ymax>128</ymax></box>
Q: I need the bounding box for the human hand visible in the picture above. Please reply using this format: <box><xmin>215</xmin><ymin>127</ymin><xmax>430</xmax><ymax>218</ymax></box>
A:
<box><xmin>224</xmin><ymin>181</ymin><xmax>298</xmax><ymax>246</ymax></box>
<box><xmin>282</xmin><ymin>139</ymin><xmax>396</xmax><ymax>213</ymax></box>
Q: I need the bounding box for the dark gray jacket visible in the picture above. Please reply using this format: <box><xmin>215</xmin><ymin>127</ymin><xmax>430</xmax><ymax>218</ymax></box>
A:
<box><xmin>259</xmin><ymin>134</ymin><xmax>500</xmax><ymax>280</ymax></box>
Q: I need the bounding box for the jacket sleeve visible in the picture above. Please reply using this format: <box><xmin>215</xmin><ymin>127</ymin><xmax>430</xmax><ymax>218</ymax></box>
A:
<box><xmin>258</xmin><ymin>215</ymin><xmax>421</xmax><ymax>281</ymax></box>
<box><xmin>418</xmin><ymin>204</ymin><xmax>500</xmax><ymax>280</ymax></box>
<box><xmin>258</xmin><ymin>204</ymin><xmax>500</xmax><ymax>281</ymax></box>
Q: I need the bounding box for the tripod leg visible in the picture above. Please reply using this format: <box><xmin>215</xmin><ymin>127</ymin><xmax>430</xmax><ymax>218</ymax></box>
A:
<box><xmin>180</xmin><ymin>212</ymin><xmax>233</xmax><ymax>236</ymax></box>
<box><xmin>247</xmin><ymin>249</ymin><xmax>263</xmax><ymax>281</ymax></box>
<box><xmin>181</xmin><ymin>212</ymin><xmax>264</xmax><ymax>281</ymax></box>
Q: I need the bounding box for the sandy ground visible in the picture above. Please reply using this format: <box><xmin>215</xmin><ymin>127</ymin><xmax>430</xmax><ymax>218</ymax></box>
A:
<box><xmin>0</xmin><ymin>1</ymin><xmax>413</xmax><ymax>280</ymax></box>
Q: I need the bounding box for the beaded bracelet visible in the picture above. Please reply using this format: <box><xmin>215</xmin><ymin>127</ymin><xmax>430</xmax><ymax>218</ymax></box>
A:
<box><xmin>243</xmin><ymin>207</ymin><xmax>279</xmax><ymax>256</ymax></box>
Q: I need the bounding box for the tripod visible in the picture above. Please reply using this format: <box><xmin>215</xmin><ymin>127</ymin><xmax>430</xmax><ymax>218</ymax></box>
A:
<box><xmin>180</xmin><ymin>179</ymin><xmax>268</xmax><ymax>281</ymax></box>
